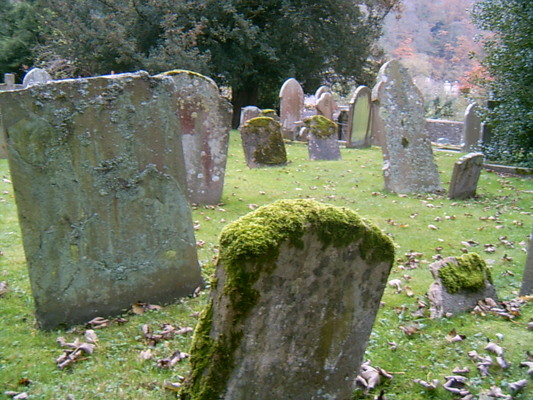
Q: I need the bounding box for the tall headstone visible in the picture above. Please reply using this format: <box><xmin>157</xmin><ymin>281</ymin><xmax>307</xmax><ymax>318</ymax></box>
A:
<box><xmin>157</xmin><ymin>70</ymin><xmax>232</xmax><ymax>205</ymax></box>
<box><xmin>0</xmin><ymin>72</ymin><xmax>203</xmax><ymax>329</ymax></box>
<box><xmin>316</xmin><ymin>91</ymin><xmax>337</xmax><ymax>121</ymax></box>
<box><xmin>373</xmin><ymin>60</ymin><xmax>442</xmax><ymax>193</ymax></box>
<box><xmin>346</xmin><ymin>86</ymin><xmax>373</xmax><ymax>149</ymax></box>
<box><xmin>240</xmin><ymin>117</ymin><xmax>287</xmax><ymax>168</ymax></box>
<box><xmin>520</xmin><ymin>230</ymin><xmax>533</xmax><ymax>296</ymax></box>
<box><xmin>462</xmin><ymin>103</ymin><xmax>482</xmax><ymax>152</ymax></box>
<box><xmin>239</xmin><ymin>106</ymin><xmax>262</xmax><ymax>128</ymax></box>
<box><xmin>279</xmin><ymin>78</ymin><xmax>304</xmax><ymax>140</ymax></box>
<box><xmin>22</xmin><ymin>68</ymin><xmax>52</xmax><ymax>87</ymax></box>
<box><xmin>448</xmin><ymin>153</ymin><xmax>484</xmax><ymax>200</ymax></box>
<box><xmin>305</xmin><ymin>115</ymin><xmax>341</xmax><ymax>161</ymax></box>
<box><xmin>181</xmin><ymin>199</ymin><xmax>395</xmax><ymax>400</ymax></box>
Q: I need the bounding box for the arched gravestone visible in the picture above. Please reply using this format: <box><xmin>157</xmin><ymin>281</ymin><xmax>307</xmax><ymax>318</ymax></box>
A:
<box><xmin>346</xmin><ymin>86</ymin><xmax>373</xmax><ymax>149</ymax></box>
<box><xmin>0</xmin><ymin>71</ymin><xmax>203</xmax><ymax>329</ymax></box>
<box><xmin>157</xmin><ymin>70</ymin><xmax>232</xmax><ymax>205</ymax></box>
<box><xmin>305</xmin><ymin>115</ymin><xmax>341</xmax><ymax>161</ymax></box>
<box><xmin>239</xmin><ymin>105</ymin><xmax>262</xmax><ymax>128</ymax></box>
<box><xmin>462</xmin><ymin>103</ymin><xmax>482</xmax><ymax>152</ymax></box>
<box><xmin>315</xmin><ymin>85</ymin><xmax>330</xmax><ymax>100</ymax></box>
<box><xmin>316</xmin><ymin>91</ymin><xmax>337</xmax><ymax>121</ymax></box>
<box><xmin>279</xmin><ymin>78</ymin><xmax>304</xmax><ymax>140</ymax></box>
<box><xmin>22</xmin><ymin>67</ymin><xmax>52</xmax><ymax>87</ymax></box>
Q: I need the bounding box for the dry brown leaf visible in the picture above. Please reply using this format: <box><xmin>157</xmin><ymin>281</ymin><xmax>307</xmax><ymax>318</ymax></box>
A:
<box><xmin>413</xmin><ymin>378</ymin><xmax>439</xmax><ymax>390</ymax></box>
<box><xmin>399</xmin><ymin>324</ymin><xmax>419</xmax><ymax>336</ymax></box>
<box><xmin>508</xmin><ymin>379</ymin><xmax>528</xmax><ymax>392</ymax></box>
<box><xmin>132</xmin><ymin>302</ymin><xmax>162</xmax><ymax>315</ymax></box>
<box><xmin>157</xmin><ymin>350</ymin><xmax>190</xmax><ymax>369</ymax></box>
<box><xmin>486</xmin><ymin>386</ymin><xmax>511</xmax><ymax>399</ymax></box>
<box><xmin>485</xmin><ymin>342</ymin><xmax>504</xmax><ymax>356</ymax></box>
<box><xmin>0</xmin><ymin>281</ymin><xmax>8</xmax><ymax>296</ymax></box>
<box><xmin>519</xmin><ymin>361</ymin><xmax>533</xmax><ymax>375</ymax></box>
<box><xmin>86</xmin><ymin>317</ymin><xmax>110</xmax><ymax>329</ymax></box>
<box><xmin>452</xmin><ymin>366</ymin><xmax>470</xmax><ymax>375</ymax></box>
<box><xmin>445</xmin><ymin>328</ymin><xmax>466</xmax><ymax>343</ymax></box>
<box><xmin>139</xmin><ymin>349</ymin><xmax>153</xmax><ymax>361</ymax></box>
<box><xmin>388</xmin><ymin>279</ymin><xmax>402</xmax><ymax>293</ymax></box>
<box><xmin>84</xmin><ymin>329</ymin><xmax>98</xmax><ymax>344</ymax></box>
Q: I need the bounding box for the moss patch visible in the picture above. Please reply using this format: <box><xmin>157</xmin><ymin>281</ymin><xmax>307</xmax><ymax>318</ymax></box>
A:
<box><xmin>438</xmin><ymin>253</ymin><xmax>492</xmax><ymax>294</ymax></box>
<box><xmin>243</xmin><ymin>116</ymin><xmax>275</xmax><ymax>129</ymax></box>
<box><xmin>304</xmin><ymin>115</ymin><xmax>338</xmax><ymax>138</ymax></box>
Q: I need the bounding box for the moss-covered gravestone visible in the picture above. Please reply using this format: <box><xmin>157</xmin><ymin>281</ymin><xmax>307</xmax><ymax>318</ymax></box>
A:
<box><xmin>428</xmin><ymin>253</ymin><xmax>497</xmax><ymax>318</ymax></box>
<box><xmin>239</xmin><ymin>117</ymin><xmax>287</xmax><ymax>168</ymax></box>
<box><xmin>181</xmin><ymin>199</ymin><xmax>394</xmax><ymax>400</ymax></box>
<box><xmin>0</xmin><ymin>72</ymin><xmax>203</xmax><ymax>329</ymax></box>
<box><xmin>305</xmin><ymin>115</ymin><xmax>341</xmax><ymax>161</ymax></box>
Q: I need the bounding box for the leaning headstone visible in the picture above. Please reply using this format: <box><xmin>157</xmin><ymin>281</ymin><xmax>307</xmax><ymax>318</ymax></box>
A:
<box><xmin>181</xmin><ymin>199</ymin><xmax>395</xmax><ymax>400</ymax></box>
<box><xmin>373</xmin><ymin>60</ymin><xmax>442</xmax><ymax>193</ymax></box>
<box><xmin>462</xmin><ymin>103</ymin><xmax>482</xmax><ymax>152</ymax></box>
<box><xmin>240</xmin><ymin>117</ymin><xmax>287</xmax><ymax>168</ymax></box>
<box><xmin>0</xmin><ymin>71</ymin><xmax>203</xmax><ymax>329</ymax></box>
<box><xmin>315</xmin><ymin>85</ymin><xmax>331</xmax><ymax>100</ymax></box>
<box><xmin>448</xmin><ymin>153</ymin><xmax>484</xmax><ymax>199</ymax></box>
<box><xmin>316</xmin><ymin>91</ymin><xmax>337</xmax><ymax>121</ymax></box>
<box><xmin>279</xmin><ymin>78</ymin><xmax>304</xmax><ymax>140</ymax></box>
<box><xmin>22</xmin><ymin>68</ymin><xmax>52</xmax><ymax>87</ymax></box>
<box><xmin>520</xmin><ymin>230</ymin><xmax>533</xmax><ymax>296</ymax></box>
<box><xmin>428</xmin><ymin>253</ymin><xmax>497</xmax><ymax>318</ymax></box>
<box><xmin>157</xmin><ymin>70</ymin><xmax>232</xmax><ymax>205</ymax></box>
<box><xmin>305</xmin><ymin>115</ymin><xmax>341</xmax><ymax>161</ymax></box>
<box><xmin>239</xmin><ymin>105</ymin><xmax>262</xmax><ymax>128</ymax></box>
<box><xmin>346</xmin><ymin>86</ymin><xmax>373</xmax><ymax>148</ymax></box>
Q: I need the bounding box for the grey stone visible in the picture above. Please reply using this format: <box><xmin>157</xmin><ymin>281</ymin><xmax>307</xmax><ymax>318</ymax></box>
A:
<box><xmin>0</xmin><ymin>71</ymin><xmax>203</xmax><ymax>329</ymax></box>
<box><xmin>426</xmin><ymin>119</ymin><xmax>463</xmax><ymax>145</ymax></box>
<box><xmin>22</xmin><ymin>68</ymin><xmax>52</xmax><ymax>88</ymax></box>
<box><xmin>373</xmin><ymin>60</ymin><xmax>442</xmax><ymax>193</ymax></box>
<box><xmin>240</xmin><ymin>117</ymin><xmax>287</xmax><ymax>168</ymax></box>
<box><xmin>448</xmin><ymin>153</ymin><xmax>484</xmax><ymax>199</ymax></box>
<box><xmin>181</xmin><ymin>199</ymin><xmax>395</xmax><ymax>400</ymax></box>
<box><xmin>346</xmin><ymin>86</ymin><xmax>372</xmax><ymax>148</ymax></box>
<box><xmin>239</xmin><ymin>106</ymin><xmax>262</xmax><ymax>128</ymax></box>
<box><xmin>316</xmin><ymin>92</ymin><xmax>336</xmax><ymax>121</ymax></box>
<box><xmin>462</xmin><ymin>103</ymin><xmax>482</xmax><ymax>152</ymax></box>
<box><xmin>520</xmin><ymin>230</ymin><xmax>533</xmax><ymax>296</ymax></box>
<box><xmin>279</xmin><ymin>78</ymin><xmax>304</xmax><ymax>140</ymax></box>
<box><xmin>315</xmin><ymin>85</ymin><xmax>331</xmax><ymax>99</ymax></box>
<box><xmin>305</xmin><ymin>115</ymin><xmax>341</xmax><ymax>161</ymax></box>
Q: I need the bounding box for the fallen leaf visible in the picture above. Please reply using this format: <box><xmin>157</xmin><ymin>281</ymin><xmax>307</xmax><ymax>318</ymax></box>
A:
<box><xmin>413</xmin><ymin>378</ymin><xmax>439</xmax><ymax>390</ymax></box>
<box><xmin>508</xmin><ymin>379</ymin><xmax>528</xmax><ymax>392</ymax></box>
<box><xmin>86</xmin><ymin>317</ymin><xmax>110</xmax><ymax>329</ymax></box>
<box><xmin>452</xmin><ymin>366</ymin><xmax>470</xmax><ymax>375</ymax></box>
<box><xmin>132</xmin><ymin>302</ymin><xmax>162</xmax><ymax>315</ymax></box>
<box><xmin>446</xmin><ymin>329</ymin><xmax>466</xmax><ymax>343</ymax></box>
<box><xmin>0</xmin><ymin>281</ymin><xmax>8</xmax><ymax>296</ymax></box>
<box><xmin>486</xmin><ymin>386</ymin><xmax>511</xmax><ymax>399</ymax></box>
<box><xmin>139</xmin><ymin>349</ymin><xmax>153</xmax><ymax>361</ymax></box>
<box><xmin>485</xmin><ymin>342</ymin><xmax>504</xmax><ymax>356</ymax></box>
<box><xmin>428</xmin><ymin>224</ymin><xmax>439</xmax><ymax>230</ymax></box>
<box><xmin>84</xmin><ymin>330</ymin><xmax>98</xmax><ymax>344</ymax></box>
<box><xmin>399</xmin><ymin>323</ymin><xmax>419</xmax><ymax>336</ymax></box>
<box><xmin>163</xmin><ymin>380</ymin><xmax>182</xmax><ymax>392</ymax></box>
<box><xmin>157</xmin><ymin>350</ymin><xmax>190</xmax><ymax>369</ymax></box>
<box><xmin>519</xmin><ymin>361</ymin><xmax>533</xmax><ymax>375</ymax></box>
<box><xmin>388</xmin><ymin>279</ymin><xmax>402</xmax><ymax>293</ymax></box>
<box><xmin>496</xmin><ymin>356</ymin><xmax>509</xmax><ymax>369</ymax></box>
<box><xmin>443</xmin><ymin>375</ymin><xmax>468</xmax><ymax>395</ymax></box>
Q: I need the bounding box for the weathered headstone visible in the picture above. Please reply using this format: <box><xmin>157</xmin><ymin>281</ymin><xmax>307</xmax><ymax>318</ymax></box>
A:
<box><xmin>346</xmin><ymin>86</ymin><xmax>372</xmax><ymax>148</ymax></box>
<box><xmin>316</xmin><ymin>91</ymin><xmax>337</xmax><ymax>121</ymax></box>
<box><xmin>239</xmin><ymin>106</ymin><xmax>262</xmax><ymax>128</ymax></box>
<box><xmin>240</xmin><ymin>117</ymin><xmax>287</xmax><ymax>168</ymax></box>
<box><xmin>181</xmin><ymin>199</ymin><xmax>395</xmax><ymax>400</ymax></box>
<box><xmin>261</xmin><ymin>108</ymin><xmax>279</xmax><ymax>121</ymax></box>
<box><xmin>336</xmin><ymin>108</ymin><xmax>349</xmax><ymax>140</ymax></box>
<box><xmin>373</xmin><ymin>60</ymin><xmax>442</xmax><ymax>193</ymax></box>
<box><xmin>0</xmin><ymin>71</ymin><xmax>203</xmax><ymax>329</ymax></box>
<box><xmin>520</xmin><ymin>230</ymin><xmax>533</xmax><ymax>296</ymax></box>
<box><xmin>370</xmin><ymin>81</ymin><xmax>385</xmax><ymax>147</ymax></box>
<box><xmin>428</xmin><ymin>253</ymin><xmax>497</xmax><ymax>318</ymax></box>
<box><xmin>157</xmin><ymin>70</ymin><xmax>232</xmax><ymax>205</ymax></box>
<box><xmin>315</xmin><ymin>85</ymin><xmax>330</xmax><ymax>100</ymax></box>
<box><xmin>462</xmin><ymin>103</ymin><xmax>482</xmax><ymax>152</ymax></box>
<box><xmin>22</xmin><ymin>68</ymin><xmax>52</xmax><ymax>87</ymax></box>
<box><xmin>448</xmin><ymin>152</ymin><xmax>484</xmax><ymax>200</ymax></box>
<box><xmin>305</xmin><ymin>115</ymin><xmax>341</xmax><ymax>161</ymax></box>
<box><xmin>279</xmin><ymin>78</ymin><xmax>304</xmax><ymax>140</ymax></box>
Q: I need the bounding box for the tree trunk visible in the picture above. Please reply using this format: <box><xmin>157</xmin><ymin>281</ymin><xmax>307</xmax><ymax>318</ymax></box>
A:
<box><xmin>231</xmin><ymin>85</ymin><xmax>259</xmax><ymax>129</ymax></box>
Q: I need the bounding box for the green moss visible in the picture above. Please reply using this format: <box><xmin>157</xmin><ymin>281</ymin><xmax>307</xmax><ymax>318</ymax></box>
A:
<box><xmin>243</xmin><ymin>117</ymin><xmax>287</xmax><ymax>165</ymax></box>
<box><xmin>243</xmin><ymin>116</ymin><xmax>275</xmax><ymax>129</ymax></box>
<box><xmin>438</xmin><ymin>253</ymin><xmax>492</xmax><ymax>294</ymax></box>
<box><xmin>304</xmin><ymin>115</ymin><xmax>338</xmax><ymax>138</ymax></box>
<box><xmin>160</xmin><ymin>69</ymin><xmax>207</xmax><ymax>79</ymax></box>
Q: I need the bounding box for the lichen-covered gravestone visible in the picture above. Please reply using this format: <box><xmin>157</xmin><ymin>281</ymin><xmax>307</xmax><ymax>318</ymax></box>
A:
<box><xmin>373</xmin><ymin>60</ymin><xmax>442</xmax><ymax>193</ymax></box>
<box><xmin>462</xmin><ymin>103</ymin><xmax>482</xmax><ymax>152</ymax></box>
<box><xmin>239</xmin><ymin>105</ymin><xmax>262</xmax><ymax>128</ymax></box>
<box><xmin>448</xmin><ymin>152</ymin><xmax>484</xmax><ymax>200</ymax></box>
<box><xmin>346</xmin><ymin>86</ymin><xmax>373</xmax><ymax>149</ymax></box>
<box><xmin>305</xmin><ymin>115</ymin><xmax>341</xmax><ymax>161</ymax></box>
<box><xmin>157</xmin><ymin>70</ymin><xmax>232</xmax><ymax>205</ymax></box>
<box><xmin>279</xmin><ymin>78</ymin><xmax>304</xmax><ymax>140</ymax></box>
<box><xmin>0</xmin><ymin>72</ymin><xmax>203</xmax><ymax>329</ymax></box>
<box><xmin>428</xmin><ymin>253</ymin><xmax>497</xmax><ymax>318</ymax></box>
<box><xmin>316</xmin><ymin>91</ymin><xmax>337</xmax><ymax>121</ymax></box>
<box><xmin>239</xmin><ymin>117</ymin><xmax>287</xmax><ymax>168</ymax></box>
<box><xmin>181</xmin><ymin>199</ymin><xmax>394</xmax><ymax>400</ymax></box>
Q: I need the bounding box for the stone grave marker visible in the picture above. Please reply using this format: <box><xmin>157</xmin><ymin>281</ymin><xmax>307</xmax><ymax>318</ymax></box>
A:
<box><xmin>448</xmin><ymin>152</ymin><xmax>484</xmax><ymax>200</ymax></box>
<box><xmin>336</xmin><ymin>108</ymin><xmax>349</xmax><ymax>140</ymax></box>
<box><xmin>240</xmin><ymin>116</ymin><xmax>287</xmax><ymax>168</ymax></box>
<box><xmin>181</xmin><ymin>199</ymin><xmax>395</xmax><ymax>400</ymax></box>
<box><xmin>428</xmin><ymin>253</ymin><xmax>497</xmax><ymax>318</ymax></box>
<box><xmin>316</xmin><ymin>91</ymin><xmax>337</xmax><ymax>121</ymax></box>
<box><xmin>520</xmin><ymin>230</ymin><xmax>533</xmax><ymax>296</ymax></box>
<box><xmin>0</xmin><ymin>71</ymin><xmax>203</xmax><ymax>329</ymax></box>
<box><xmin>462</xmin><ymin>103</ymin><xmax>482</xmax><ymax>152</ymax></box>
<box><xmin>305</xmin><ymin>115</ymin><xmax>341</xmax><ymax>161</ymax></box>
<box><xmin>373</xmin><ymin>60</ymin><xmax>442</xmax><ymax>193</ymax></box>
<box><xmin>157</xmin><ymin>70</ymin><xmax>232</xmax><ymax>205</ymax></box>
<box><xmin>315</xmin><ymin>85</ymin><xmax>330</xmax><ymax>100</ymax></box>
<box><xmin>346</xmin><ymin>86</ymin><xmax>372</xmax><ymax>148</ymax></box>
<box><xmin>22</xmin><ymin>67</ymin><xmax>52</xmax><ymax>87</ymax></box>
<box><xmin>239</xmin><ymin>105</ymin><xmax>262</xmax><ymax>128</ymax></box>
<box><xmin>261</xmin><ymin>108</ymin><xmax>279</xmax><ymax>121</ymax></box>
<box><xmin>279</xmin><ymin>78</ymin><xmax>304</xmax><ymax>140</ymax></box>
<box><xmin>370</xmin><ymin>81</ymin><xmax>384</xmax><ymax>147</ymax></box>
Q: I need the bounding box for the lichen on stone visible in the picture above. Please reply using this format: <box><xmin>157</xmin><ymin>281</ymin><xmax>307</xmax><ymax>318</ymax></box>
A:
<box><xmin>304</xmin><ymin>114</ymin><xmax>338</xmax><ymax>138</ymax></box>
<box><xmin>438</xmin><ymin>253</ymin><xmax>492</xmax><ymax>294</ymax></box>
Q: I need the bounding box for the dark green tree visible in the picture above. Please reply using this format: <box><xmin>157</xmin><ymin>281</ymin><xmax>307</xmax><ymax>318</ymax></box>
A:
<box><xmin>471</xmin><ymin>0</ymin><xmax>533</xmax><ymax>167</ymax></box>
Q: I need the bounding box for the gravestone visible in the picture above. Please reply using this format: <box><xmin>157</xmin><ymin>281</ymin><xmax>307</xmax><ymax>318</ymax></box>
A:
<box><xmin>337</xmin><ymin>109</ymin><xmax>349</xmax><ymax>140</ymax></box>
<box><xmin>373</xmin><ymin>60</ymin><xmax>442</xmax><ymax>193</ymax></box>
<box><xmin>520</xmin><ymin>230</ymin><xmax>533</xmax><ymax>296</ymax></box>
<box><xmin>22</xmin><ymin>68</ymin><xmax>52</xmax><ymax>87</ymax></box>
<box><xmin>315</xmin><ymin>85</ymin><xmax>330</xmax><ymax>100</ymax></box>
<box><xmin>316</xmin><ymin>91</ymin><xmax>337</xmax><ymax>121</ymax></box>
<box><xmin>261</xmin><ymin>108</ymin><xmax>279</xmax><ymax>121</ymax></box>
<box><xmin>239</xmin><ymin>106</ymin><xmax>262</xmax><ymax>128</ymax></box>
<box><xmin>240</xmin><ymin>117</ymin><xmax>287</xmax><ymax>168</ymax></box>
<box><xmin>428</xmin><ymin>253</ymin><xmax>497</xmax><ymax>318</ymax></box>
<box><xmin>305</xmin><ymin>115</ymin><xmax>341</xmax><ymax>161</ymax></box>
<box><xmin>448</xmin><ymin>153</ymin><xmax>484</xmax><ymax>200</ymax></box>
<box><xmin>181</xmin><ymin>199</ymin><xmax>395</xmax><ymax>400</ymax></box>
<box><xmin>370</xmin><ymin>81</ymin><xmax>385</xmax><ymax>147</ymax></box>
<box><xmin>462</xmin><ymin>103</ymin><xmax>482</xmax><ymax>152</ymax></box>
<box><xmin>279</xmin><ymin>78</ymin><xmax>304</xmax><ymax>140</ymax></box>
<box><xmin>0</xmin><ymin>71</ymin><xmax>203</xmax><ymax>329</ymax></box>
<box><xmin>346</xmin><ymin>86</ymin><xmax>372</xmax><ymax>148</ymax></box>
<box><xmin>157</xmin><ymin>70</ymin><xmax>232</xmax><ymax>205</ymax></box>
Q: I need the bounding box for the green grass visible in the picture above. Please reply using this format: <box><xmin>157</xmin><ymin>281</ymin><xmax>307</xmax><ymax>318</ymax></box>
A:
<box><xmin>1</xmin><ymin>132</ymin><xmax>532</xmax><ymax>399</ymax></box>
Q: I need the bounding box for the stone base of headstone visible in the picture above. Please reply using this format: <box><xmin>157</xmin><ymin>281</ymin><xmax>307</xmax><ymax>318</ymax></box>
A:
<box><xmin>448</xmin><ymin>153</ymin><xmax>484</xmax><ymax>199</ymax></box>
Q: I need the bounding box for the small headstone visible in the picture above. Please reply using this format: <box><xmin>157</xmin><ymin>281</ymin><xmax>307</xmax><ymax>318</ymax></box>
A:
<box><xmin>305</xmin><ymin>115</ymin><xmax>341</xmax><ymax>161</ymax></box>
<box><xmin>462</xmin><ymin>103</ymin><xmax>482</xmax><ymax>152</ymax></box>
<box><xmin>336</xmin><ymin>109</ymin><xmax>349</xmax><ymax>140</ymax></box>
<box><xmin>240</xmin><ymin>117</ymin><xmax>287</xmax><ymax>168</ymax></box>
<box><xmin>158</xmin><ymin>70</ymin><xmax>232</xmax><ymax>205</ymax></box>
<box><xmin>373</xmin><ymin>60</ymin><xmax>442</xmax><ymax>193</ymax></box>
<box><xmin>0</xmin><ymin>71</ymin><xmax>203</xmax><ymax>329</ymax></box>
<box><xmin>346</xmin><ymin>86</ymin><xmax>372</xmax><ymax>148</ymax></box>
<box><xmin>315</xmin><ymin>85</ymin><xmax>331</xmax><ymax>99</ymax></box>
<box><xmin>316</xmin><ymin>91</ymin><xmax>337</xmax><ymax>121</ymax></box>
<box><xmin>181</xmin><ymin>199</ymin><xmax>395</xmax><ymax>400</ymax></box>
<box><xmin>428</xmin><ymin>253</ymin><xmax>497</xmax><ymax>318</ymax></box>
<box><xmin>22</xmin><ymin>68</ymin><xmax>52</xmax><ymax>87</ymax></box>
<box><xmin>279</xmin><ymin>78</ymin><xmax>304</xmax><ymax>140</ymax></box>
<box><xmin>520</xmin><ymin>230</ymin><xmax>533</xmax><ymax>296</ymax></box>
<box><xmin>448</xmin><ymin>153</ymin><xmax>484</xmax><ymax>200</ymax></box>
<box><xmin>239</xmin><ymin>106</ymin><xmax>262</xmax><ymax>128</ymax></box>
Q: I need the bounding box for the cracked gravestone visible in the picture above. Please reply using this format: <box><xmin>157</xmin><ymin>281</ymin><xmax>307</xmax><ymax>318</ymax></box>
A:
<box><xmin>239</xmin><ymin>117</ymin><xmax>287</xmax><ymax>168</ymax></box>
<box><xmin>346</xmin><ymin>86</ymin><xmax>372</xmax><ymax>149</ymax></box>
<box><xmin>305</xmin><ymin>115</ymin><xmax>341</xmax><ymax>161</ymax></box>
<box><xmin>279</xmin><ymin>78</ymin><xmax>304</xmax><ymax>140</ymax></box>
<box><xmin>448</xmin><ymin>152</ymin><xmax>484</xmax><ymax>200</ymax></box>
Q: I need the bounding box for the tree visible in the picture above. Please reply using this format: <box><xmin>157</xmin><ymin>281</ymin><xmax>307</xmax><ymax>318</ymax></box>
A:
<box><xmin>471</xmin><ymin>0</ymin><xmax>533</xmax><ymax>167</ymax></box>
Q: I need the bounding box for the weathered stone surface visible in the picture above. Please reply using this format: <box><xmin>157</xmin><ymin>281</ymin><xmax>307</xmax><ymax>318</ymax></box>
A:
<box><xmin>315</xmin><ymin>85</ymin><xmax>330</xmax><ymax>100</ymax></box>
<box><xmin>373</xmin><ymin>60</ymin><xmax>442</xmax><ymax>193</ymax></box>
<box><xmin>316</xmin><ymin>92</ymin><xmax>337</xmax><ymax>121</ymax></box>
<box><xmin>22</xmin><ymin>67</ymin><xmax>52</xmax><ymax>87</ymax></box>
<box><xmin>346</xmin><ymin>86</ymin><xmax>372</xmax><ymax>149</ymax></box>
<box><xmin>181</xmin><ymin>199</ymin><xmax>395</xmax><ymax>400</ymax></box>
<box><xmin>520</xmin><ymin>230</ymin><xmax>533</xmax><ymax>296</ymax></box>
<box><xmin>336</xmin><ymin>108</ymin><xmax>349</xmax><ymax>141</ymax></box>
<box><xmin>260</xmin><ymin>108</ymin><xmax>279</xmax><ymax>121</ymax></box>
<box><xmin>279</xmin><ymin>78</ymin><xmax>304</xmax><ymax>140</ymax></box>
<box><xmin>370</xmin><ymin>81</ymin><xmax>385</xmax><ymax>147</ymax></box>
<box><xmin>462</xmin><ymin>103</ymin><xmax>482</xmax><ymax>152</ymax></box>
<box><xmin>157</xmin><ymin>70</ymin><xmax>232</xmax><ymax>205</ymax></box>
<box><xmin>240</xmin><ymin>117</ymin><xmax>287</xmax><ymax>168</ymax></box>
<box><xmin>239</xmin><ymin>106</ymin><xmax>262</xmax><ymax>128</ymax></box>
<box><xmin>305</xmin><ymin>115</ymin><xmax>341</xmax><ymax>161</ymax></box>
<box><xmin>448</xmin><ymin>153</ymin><xmax>484</xmax><ymax>199</ymax></box>
<box><xmin>428</xmin><ymin>253</ymin><xmax>497</xmax><ymax>318</ymax></box>
<box><xmin>0</xmin><ymin>72</ymin><xmax>203</xmax><ymax>329</ymax></box>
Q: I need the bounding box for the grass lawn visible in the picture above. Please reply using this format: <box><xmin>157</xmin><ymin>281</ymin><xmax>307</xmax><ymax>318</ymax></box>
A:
<box><xmin>1</xmin><ymin>131</ymin><xmax>532</xmax><ymax>399</ymax></box>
